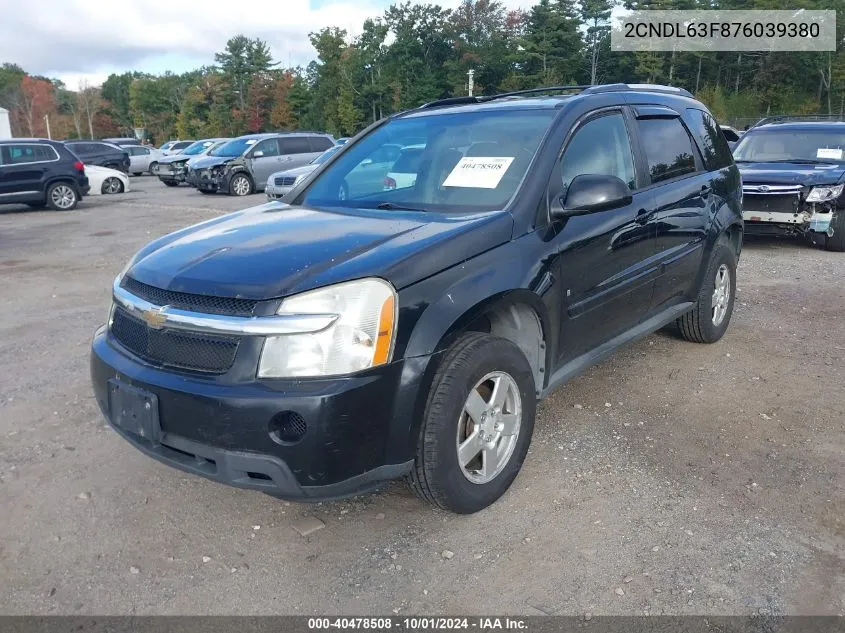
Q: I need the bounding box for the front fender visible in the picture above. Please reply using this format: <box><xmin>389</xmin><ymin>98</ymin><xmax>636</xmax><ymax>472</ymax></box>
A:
<box><xmin>386</xmin><ymin>232</ymin><xmax>561</xmax><ymax>462</ymax></box>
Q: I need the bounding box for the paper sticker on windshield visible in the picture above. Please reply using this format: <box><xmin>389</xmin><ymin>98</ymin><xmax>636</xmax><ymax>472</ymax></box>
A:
<box><xmin>816</xmin><ymin>148</ymin><xmax>843</xmax><ymax>160</ymax></box>
<box><xmin>245</xmin><ymin>139</ymin><xmax>257</xmax><ymax>145</ymax></box>
<box><xmin>443</xmin><ymin>157</ymin><xmax>514</xmax><ymax>189</ymax></box>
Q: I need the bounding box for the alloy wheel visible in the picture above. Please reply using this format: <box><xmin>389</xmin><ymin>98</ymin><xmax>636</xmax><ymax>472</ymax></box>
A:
<box><xmin>50</xmin><ymin>185</ymin><xmax>76</xmax><ymax>209</ymax></box>
<box><xmin>711</xmin><ymin>264</ymin><xmax>730</xmax><ymax>326</ymax></box>
<box><xmin>455</xmin><ymin>371</ymin><xmax>522</xmax><ymax>485</ymax></box>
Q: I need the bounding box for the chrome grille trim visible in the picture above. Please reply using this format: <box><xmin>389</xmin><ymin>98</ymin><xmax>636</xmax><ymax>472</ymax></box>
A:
<box><xmin>112</xmin><ymin>278</ymin><xmax>337</xmax><ymax>337</ymax></box>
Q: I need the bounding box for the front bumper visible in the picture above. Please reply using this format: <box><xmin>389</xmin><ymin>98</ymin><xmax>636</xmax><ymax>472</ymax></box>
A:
<box><xmin>90</xmin><ymin>326</ymin><xmax>418</xmax><ymax>500</ymax></box>
<box><xmin>157</xmin><ymin>164</ymin><xmax>188</xmax><ymax>183</ymax></box>
<box><xmin>266</xmin><ymin>184</ymin><xmax>294</xmax><ymax>201</ymax></box>
<box><xmin>196</xmin><ymin>170</ymin><xmax>230</xmax><ymax>193</ymax></box>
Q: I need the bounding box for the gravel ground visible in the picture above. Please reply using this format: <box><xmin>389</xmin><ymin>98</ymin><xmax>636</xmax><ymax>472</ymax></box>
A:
<box><xmin>0</xmin><ymin>177</ymin><xmax>843</xmax><ymax>616</ymax></box>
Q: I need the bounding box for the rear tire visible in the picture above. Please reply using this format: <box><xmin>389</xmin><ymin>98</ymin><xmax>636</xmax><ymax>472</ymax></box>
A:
<box><xmin>408</xmin><ymin>332</ymin><xmax>536</xmax><ymax>514</ymax></box>
<box><xmin>825</xmin><ymin>210</ymin><xmax>845</xmax><ymax>252</ymax></box>
<box><xmin>149</xmin><ymin>162</ymin><xmax>159</xmax><ymax>176</ymax></box>
<box><xmin>676</xmin><ymin>239</ymin><xmax>737</xmax><ymax>343</ymax></box>
<box><xmin>45</xmin><ymin>182</ymin><xmax>78</xmax><ymax>211</ymax></box>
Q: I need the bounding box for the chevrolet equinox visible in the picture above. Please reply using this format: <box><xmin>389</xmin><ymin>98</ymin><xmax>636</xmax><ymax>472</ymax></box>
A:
<box><xmin>90</xmin><ymin>84</ymin><xmax>743</xmax><ymax>513</ymax></box>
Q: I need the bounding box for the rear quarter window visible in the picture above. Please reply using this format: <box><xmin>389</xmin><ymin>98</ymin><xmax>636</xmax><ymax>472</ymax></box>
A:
<box><xmin>685</xmin><ymin>108</ymin><xmax>734</xmax><ymax>170</ymax></box>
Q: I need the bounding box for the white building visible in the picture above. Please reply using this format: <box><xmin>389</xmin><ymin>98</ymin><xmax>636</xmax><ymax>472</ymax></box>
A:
<box><xmin>0</xmin><ymin>107</ymin><xmax>11</xmax><ymax>139</ymax></box>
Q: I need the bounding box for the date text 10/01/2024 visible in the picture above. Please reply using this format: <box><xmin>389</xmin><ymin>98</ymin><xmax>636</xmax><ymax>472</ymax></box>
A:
<box><xmin>307</xmin><ymin>617</ymin><xmax>529</xmax><ymax>630</ymax></box>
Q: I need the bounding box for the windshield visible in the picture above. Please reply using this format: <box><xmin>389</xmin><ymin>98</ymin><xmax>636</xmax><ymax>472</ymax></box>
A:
<box><xmin>733</xmin><ymin>129</ymin><xmax>845</xmax><ymax>163</ymax></box>
<box><xmin>302</xmin><ymin>109</ymin><xmax>556</xmax><ymax>211</ymax></box>
<box><xmin>181</xmin><ymin>141</ymin><xmax>214</xmax><ymax>156</ymax></box>
<box><xmin>160</xmin><ymin>142</ymin><xmax>174</xmax><ymax>150</ymax></box>
<box><xmin>311</xmin><ymin>145</ymin><xmax>342</xmax><ymax>165</ymax></box>
<box><xmin>211</xmin><ymin>137</ymin><xmax>258</xmax><ymax>157</ymax></box>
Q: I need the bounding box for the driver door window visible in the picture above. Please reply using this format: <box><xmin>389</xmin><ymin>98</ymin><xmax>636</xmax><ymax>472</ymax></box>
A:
<box><xmin>253</xmin><ymin>139</ymin><xmax>280</xmax><ymax>157</ymax></box>
<box><xmin>560</xmin><ymin>113</ymin><xmax>636</xmax><ymax>191</ymax></box>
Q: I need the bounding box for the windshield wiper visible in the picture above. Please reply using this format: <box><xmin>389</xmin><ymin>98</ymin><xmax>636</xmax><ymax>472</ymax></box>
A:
<box><xmin>374</xmin><ymin>202</ymin><xmax>425</xmax><ymax>211</ymax></box>
<box><xmin>766</xmin><ymin>158</ymin><xmax>830</xmax><ymax>164</ymax></box>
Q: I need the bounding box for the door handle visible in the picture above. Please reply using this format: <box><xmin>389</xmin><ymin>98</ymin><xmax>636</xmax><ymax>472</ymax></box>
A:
<box><xmin>635</xmin><ymin>208</ymin><xmax>653</xmax><ymax>225</ymax></box>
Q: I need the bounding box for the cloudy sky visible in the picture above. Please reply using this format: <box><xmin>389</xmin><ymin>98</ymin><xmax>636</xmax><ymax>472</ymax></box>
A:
<box><xmin>0</xmin><ymin>0</ymin><xmax>537</xmax><ymax>88</ymax></box>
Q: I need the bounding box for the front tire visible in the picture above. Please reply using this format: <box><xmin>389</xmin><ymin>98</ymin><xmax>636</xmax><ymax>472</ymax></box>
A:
<box><xmin>676</xmin><ymin>239</ymin><xmax>737</xmax><ymax>343</ymax></box>
<box><xmin>825</xmin><ymin>210</ymin><xmax>845</xmax><ymax>252</ymax></box>
<box><xmin>45</xmin><ymin>183</ymin><xmax>78</xmax><ymax>211</ymax></box>
<box><xmin>102</xmin><ymin>177</ymin><xmax>124</xmax><ymax>194</ymax></box>
<box><xmin>408</xmin><ymin>333</ymin><xmax>536</xmax><ymax>514</ymax></box>
<box><xmin>162</xmin><ymin>180</ymin><xmax>179</xmax><ymax>187</ymax></box>
<box><xmin>229</xmin><ymin>173</ymin><xmax>253</xmax><ymax>196</ymax></box>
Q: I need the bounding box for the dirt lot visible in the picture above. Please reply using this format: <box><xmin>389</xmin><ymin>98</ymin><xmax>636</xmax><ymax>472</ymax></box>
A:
<box><xmin>0</xmin><ymin>177</ymin><xmax>843</xmax><ymax>616</ymax></box>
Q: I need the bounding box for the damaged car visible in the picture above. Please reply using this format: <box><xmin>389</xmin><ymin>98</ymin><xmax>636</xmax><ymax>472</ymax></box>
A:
<box><xmin>157</xmin><ymin>138</ymin><xmax>229</xmax><ymax>187</ymax></box>
<box><xmin>733</xmin><ymin>116</ymin><xmax>845</xmax><ymax>252</ymax></box>
<box><xmin>191</xmin><ymin>132</ymin><xmax>335</xmax><ymax>196</ymax></box>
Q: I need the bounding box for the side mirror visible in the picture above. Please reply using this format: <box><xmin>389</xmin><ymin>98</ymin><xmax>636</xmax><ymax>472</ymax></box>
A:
<box><xmin>252</xmin><ymin>150</ymin><xmax>265</xmax><ymax>158</ymax></box>
<box><xmin>552</xmin><ymin>174</ymin><xmax>633</xmax><ymax>218</ymax></box>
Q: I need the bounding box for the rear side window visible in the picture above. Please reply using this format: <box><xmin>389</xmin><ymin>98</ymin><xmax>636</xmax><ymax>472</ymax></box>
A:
<box><xmin>67</xmin><ymin>143</ymin><xmax>92</xmax><ymax>155</ymax></box>
<box><xmin>173</xmin><ymin>141</ymin><xmax>192</xmax><ymax>150</ymax></box>
<box><xmin>309</xmin><ymin>136</ymin><xmax>334</xmax><ymax>152</ymax></box>
<box><xmin>280</xmin><ymin>137</ymin><xmax>312</xmax><ymax>155</ymax></box>
<box><xmin>685</xmin><ymin>109</ymin><xmax>734</xmax><ymax>170</ymax></box>
<box><xmin>560</xmin><ymin>113</ymin><xmax>636</xmax><ymax>190</ymax></box>
<box><xmin>1</xmin><ymin>144</ymin><xmax>57</xmax><ymax>164</ymax></box>
<box><xmin>638</xmin><ymin>118</ymin><xmax>698</xmax><ymax>183</ymax></box>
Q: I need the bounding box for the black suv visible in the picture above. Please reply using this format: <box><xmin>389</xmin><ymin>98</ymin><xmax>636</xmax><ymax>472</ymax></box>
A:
<box><xmin>64</xmin><ymin>141</ymin><xmax>130</xmax><ymax>173</ymax></box>
<box><xmin>733</xmin><ymin>116</ymin><xmax>845</xmax><ymax>252</ymax></box>
<box><xmin>0</xmin><ymin>139</ymin><xmax>90</xmax><ymax>210</ymax></box>
<box><xmin>90</xmin><ymin>84</ymin><xmax>742</xmax><ymax>513</ymax></box>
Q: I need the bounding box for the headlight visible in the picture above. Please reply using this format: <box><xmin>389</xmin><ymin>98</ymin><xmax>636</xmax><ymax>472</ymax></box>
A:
<box><xmin>258</xmin><ymin>278</ymin><xmax>397</xmax><ymax>378</ymax></box>
<box><xmin>806</xmin><ymin>184</ymin><xmax>844</xmax><ymax>202</ymax></box>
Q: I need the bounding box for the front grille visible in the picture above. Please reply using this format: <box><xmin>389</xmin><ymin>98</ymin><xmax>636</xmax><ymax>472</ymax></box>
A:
<box><xmin>111</xmin><ymin>307</ymin><xmax>239</xmax><ymax>373</ymax></box>
<box><xmin>122</xmin><ymin>277</ymin><xmax>257</xmax><ymax>316</ymax></box>
<box><xmin>742</xmin><ymin>194</ymin><xmax>798</xmax><ymax>214</ymax></box>
<box><xmin>274</xmin><ymin>175</ymin><xmax>297</xmax><ymax>186</ymax></box>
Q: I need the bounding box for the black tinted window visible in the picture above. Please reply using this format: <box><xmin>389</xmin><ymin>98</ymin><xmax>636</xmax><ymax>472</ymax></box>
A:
<box><xmin>560</xmin><ymin>113</ymin><xmax>636</xmax><ymax>190</ymax></box>
<box><xmin>252</xmin><ymin>139</ymin><xmax>279</xmax><ymax>157</ymax></box>
<box><xmin>67</xmin><ymin>143</ymin><xmax>93</xmax><ymax>155</ymax></box>
<box><xmin>173</xmin><ymin>141</ymin><xmax>192</xmax><ymax>150</ymax></box>
<box><xmin>686</xmin><ymin>109</ymin><xmax>733</xmax><ymax>170</ymax></box>
<box><xmin>309</xmin><ymin>136</ymin><xmax>334</xmax><ymax>152</ymax></box>
<box><xmin>638</xmin><ymin>118</ymin><xmax>697</xmax><ymax>183</ymax></box>
<box><xmin>1</xmin><ymin>144</ymin><xmax>56</xmax><ymax>164</ymax></box>
<box><xmin>280</xmin><ymin>137</ymin><xmax>311</xmax><ymax>155</ymax></box>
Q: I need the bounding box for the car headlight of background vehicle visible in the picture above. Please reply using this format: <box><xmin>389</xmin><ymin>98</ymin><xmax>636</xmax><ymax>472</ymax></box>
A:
<box><xmin>806</xmin><ymin>184</ymin><xmax>844</xmax><ymax>203</ymax></box>
<box><xmin>258</xmin><ymin>278</ymin><xmax>397</xmax><ymax>378</ymax></box>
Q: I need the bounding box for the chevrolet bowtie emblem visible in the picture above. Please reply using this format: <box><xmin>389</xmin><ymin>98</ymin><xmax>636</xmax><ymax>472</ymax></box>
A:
<box><xmin>142</xmin><ymin>305</ymin><xmax>169</xmax><ymax>329</ymax></box>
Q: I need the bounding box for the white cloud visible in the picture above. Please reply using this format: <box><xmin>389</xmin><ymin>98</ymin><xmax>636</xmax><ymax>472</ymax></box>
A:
<box><xmin>0</xmin><ymin>0</ymin><xmax>537</xmax><ymax>87</ymax></box>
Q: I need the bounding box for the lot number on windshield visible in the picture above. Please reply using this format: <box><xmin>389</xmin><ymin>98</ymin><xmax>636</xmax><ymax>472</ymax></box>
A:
<box><xmin>443</xmin><ymin>157</ymin><xmax>514</xmax><ymax>189</ymax></box>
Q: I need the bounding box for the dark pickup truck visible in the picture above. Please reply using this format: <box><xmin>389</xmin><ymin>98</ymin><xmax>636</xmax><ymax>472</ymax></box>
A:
<box><xmin>90</xmin><ymin>84</ymin><xmax>742</xmax><ymax>513</ymax></box>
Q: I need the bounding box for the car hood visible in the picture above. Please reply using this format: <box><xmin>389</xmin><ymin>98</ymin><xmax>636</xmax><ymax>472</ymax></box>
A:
<box><xmin>127</xmin><ymin>203</ymin><xmax>513</xmax><ymax>300</ymax></box>
<box><xmin>737</xmin><ymin>161</ymin><xmax>845</xmax><ymax>186</ymax></box>
<box><xmin>189</xmin><ymin>155</ymin><xmax>235</xmax><ymax>169</ymax></box>
<box><xmin>269</xmin><ymin>164</ymin><xmax>319</xmax><ymax>181</ymax></box>
<box><xmin>158</xmin><ymin>154</ymin><xmax>194</xmax><ymax>165</ymax></box>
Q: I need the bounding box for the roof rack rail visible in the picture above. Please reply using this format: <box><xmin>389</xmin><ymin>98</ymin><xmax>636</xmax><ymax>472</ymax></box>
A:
<box><xmin>417</xmin><ymin>83</ymin><xmax>694</xmax><ymax>111</ymax></box>
<box><xmin>749</xmin><ymin>114</ymin><xmax>845</xmax><ymax>129</ymax></box>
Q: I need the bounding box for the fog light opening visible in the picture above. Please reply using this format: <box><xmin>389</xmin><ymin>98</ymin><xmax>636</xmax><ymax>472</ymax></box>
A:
<box><xmin>269</xmin><ymin>411</ymin><xmax>307</xmax><ymax>445</ymax></box>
